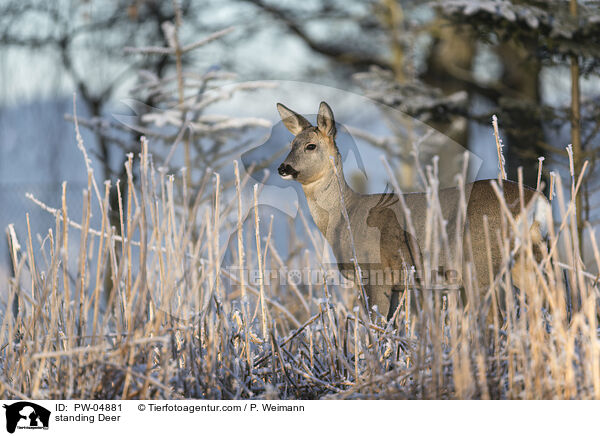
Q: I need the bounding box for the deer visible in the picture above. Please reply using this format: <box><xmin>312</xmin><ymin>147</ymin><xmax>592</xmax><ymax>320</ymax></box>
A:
<box><xmin>276</xmin><ymin>101</ymin><xmax>550</xmax><ymax>320</ymax></box>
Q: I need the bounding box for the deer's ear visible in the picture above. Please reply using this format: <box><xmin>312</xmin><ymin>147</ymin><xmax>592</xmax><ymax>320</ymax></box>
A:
<box><xmin>277</xmin><ymin>103</ymin><xmax>312</xmax><ymax>135</ymax></box>
<box><xmin>317</xmin><ymin>101</ymin><xmax>336</xmax><ymax>138</ymax></box>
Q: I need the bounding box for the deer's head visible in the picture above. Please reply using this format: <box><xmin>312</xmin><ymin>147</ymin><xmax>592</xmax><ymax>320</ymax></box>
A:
<box><xmin>277</xmin><ymin>101</ymin><xmax>339</xmax><ymax>185</ymax></box>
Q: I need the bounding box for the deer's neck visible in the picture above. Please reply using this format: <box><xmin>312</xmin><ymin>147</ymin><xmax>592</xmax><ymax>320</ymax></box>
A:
<box><xmin>302</xmin><ymin>163</ymin><xmax>356</xmax><ymax>238</ymax></box>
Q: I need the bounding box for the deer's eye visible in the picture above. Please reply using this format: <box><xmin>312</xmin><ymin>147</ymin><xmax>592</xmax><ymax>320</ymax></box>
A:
<box><xmin>305</xmin><ymin>143</ymin><xmax>317</xmax><ymax>151</ymax></box>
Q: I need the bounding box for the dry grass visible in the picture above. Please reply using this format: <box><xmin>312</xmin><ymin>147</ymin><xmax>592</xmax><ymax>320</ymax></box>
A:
<box><xmin>2</xmin><ymin>126</ymin><xmax>600</xmax><ymax>400</ymax></box>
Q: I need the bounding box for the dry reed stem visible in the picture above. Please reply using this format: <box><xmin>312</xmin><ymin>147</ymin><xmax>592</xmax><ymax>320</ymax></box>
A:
<box><xmin>254</xmin><ymin>184</ymin><xmax>269</xmax><ymax>341</ymax></box>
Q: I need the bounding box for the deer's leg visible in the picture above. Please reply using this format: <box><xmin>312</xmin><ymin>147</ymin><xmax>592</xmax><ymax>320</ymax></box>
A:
<box><xmin>366</xmin><ymin>284</ymin><xmax>392</xmax><ymax>321</ymax></box>
<box><xmin>387</xmin><ymin>289</ymin><xmax>401</xmax><ymax>320</ymax></box>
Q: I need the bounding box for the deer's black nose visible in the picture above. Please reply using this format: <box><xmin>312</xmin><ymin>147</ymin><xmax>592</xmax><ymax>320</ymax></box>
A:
<box><xmin>278</xmin><ymin>163</ymin><xmax>298</xmax><ymax>178</ymax></box>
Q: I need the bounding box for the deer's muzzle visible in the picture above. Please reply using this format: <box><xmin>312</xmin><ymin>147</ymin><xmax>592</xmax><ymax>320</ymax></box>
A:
<box><xmin>278</xmin><ymin>163</ymin><xmax>298</xmax><ymax>179</ymax></box>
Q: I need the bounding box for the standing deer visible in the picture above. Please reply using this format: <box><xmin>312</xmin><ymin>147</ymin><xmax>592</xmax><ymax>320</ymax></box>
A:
<box><xmin>277</xmin><ymin>101</ymin><xmax>550</xmax><ymax>319</ymax></box>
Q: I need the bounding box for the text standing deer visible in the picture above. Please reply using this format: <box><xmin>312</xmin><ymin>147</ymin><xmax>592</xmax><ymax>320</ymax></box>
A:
<box><xmin>277</xmin><ymin>101</ymin><xmax>550</xmax><ymax>319</ymax></box>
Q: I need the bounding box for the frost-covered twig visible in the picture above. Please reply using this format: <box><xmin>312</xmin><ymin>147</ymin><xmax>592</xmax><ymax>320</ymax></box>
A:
<box><xmin>492</xmin><ymin>114</ymin><xmax>506</xmax><ymax>180</ymax></box>
<box><xmin>124</xmin><ymin>26</ymin><xmax>234</xmax><ymax>55</ymax></box>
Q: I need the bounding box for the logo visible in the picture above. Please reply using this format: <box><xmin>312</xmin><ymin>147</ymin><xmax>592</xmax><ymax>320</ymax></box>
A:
<box><xmin>2</xmin><ymin>402</ymin><xmax>50</xmax><ymax>433</ymax></box>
